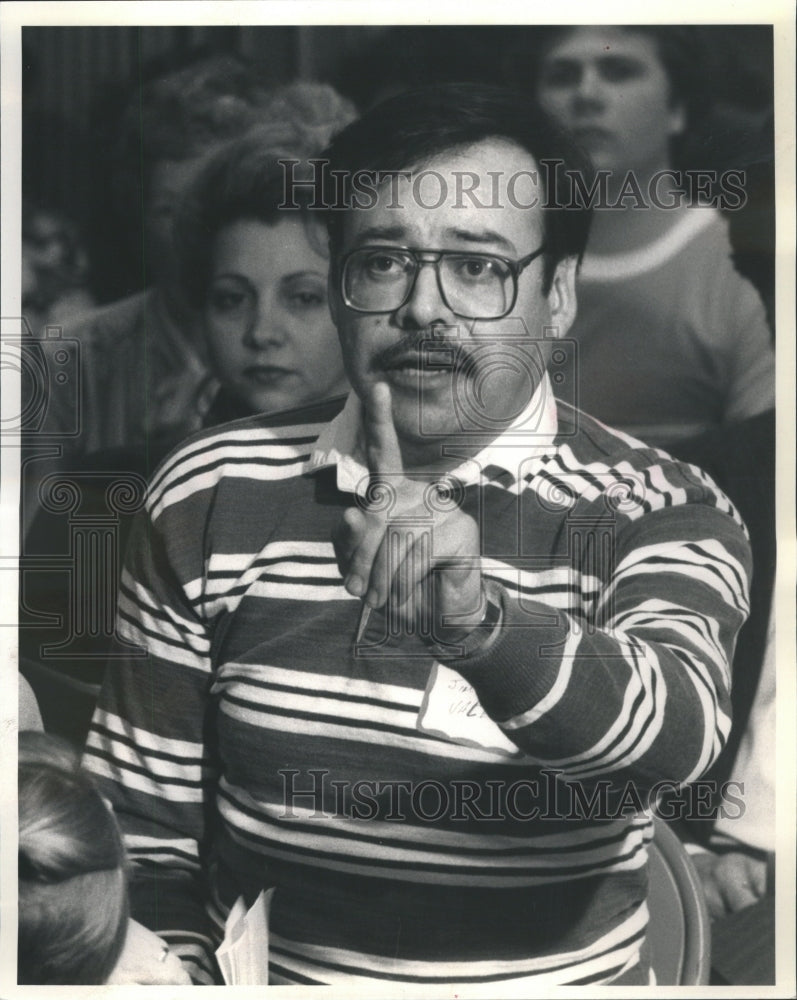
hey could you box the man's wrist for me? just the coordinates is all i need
[426,580,503,659]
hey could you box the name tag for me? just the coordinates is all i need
[417,662,521,757]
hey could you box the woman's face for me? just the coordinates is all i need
[535,27,685,175]
[204,217,349,415]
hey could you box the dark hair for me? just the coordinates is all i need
[175,83,357,306]
[18,732,129,985]
[322,83,593,291]
[631,26,709,121]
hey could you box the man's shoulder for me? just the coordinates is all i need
[156,393,346,468]
[144,395,347,517]
[551,400,740,521]
[554,399,658,462]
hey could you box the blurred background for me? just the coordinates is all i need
[22,24,774,308]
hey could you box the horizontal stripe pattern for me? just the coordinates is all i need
[268,902,649,985]
[217,783,651,885]
[148,422,325,521]
[84,398,749,984]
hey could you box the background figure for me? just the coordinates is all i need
[19,84,356,743]
[33,53,277,465]
[18,731,129,985]
[21,203,96,336]
[175,94,355,426]
[668,410,775,925]
[693,608,775,921]
[529,25,775,448]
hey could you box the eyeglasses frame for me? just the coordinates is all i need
[339,244,547,320]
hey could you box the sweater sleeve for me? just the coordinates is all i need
[446,496,751,797]
[82,504,220,985]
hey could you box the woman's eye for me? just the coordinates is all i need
[208,290,246,313]
[288,290,326,308]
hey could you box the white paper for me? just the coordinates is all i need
[417,662,521,756]
[215,888,274,986]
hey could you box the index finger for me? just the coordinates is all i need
[363,380,403,476]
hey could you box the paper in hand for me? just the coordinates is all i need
[418,662,522,756]
[215,888,274,985]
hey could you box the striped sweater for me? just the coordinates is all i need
[83,393,750,986]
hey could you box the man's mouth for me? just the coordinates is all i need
[382,353,449,376]
[378,343,475,382]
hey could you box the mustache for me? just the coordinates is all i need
[371,328,478,372]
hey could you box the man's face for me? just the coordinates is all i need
[535,27,685,176]
[330,138,576,466]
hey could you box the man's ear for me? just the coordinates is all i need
[327,259,341,326]
[546,256,577,339]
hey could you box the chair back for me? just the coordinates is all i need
[646,816,711,984]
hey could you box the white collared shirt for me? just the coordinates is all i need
[309,372,559,495]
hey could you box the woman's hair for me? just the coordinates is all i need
[18,731,129,985]
[175,82,357,306]
[112,52,275,205]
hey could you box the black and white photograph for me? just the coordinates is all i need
[1,1,794,994]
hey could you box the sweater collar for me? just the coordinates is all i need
[309,373,558,496]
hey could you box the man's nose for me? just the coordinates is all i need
[394,261,456,329]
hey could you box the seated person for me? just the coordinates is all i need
[21,66,353,530]
[83,84,751,986]
[18,95,355,737]
[18,730,129,984]
[174,117,353,426]
[693,608,775,919]
[21,202,96,336]
[29,56,275,462]
[530,25,775,447]
[668,410,776,922]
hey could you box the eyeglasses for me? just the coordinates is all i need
[339,244,547,320]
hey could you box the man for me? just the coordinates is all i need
[83,85,751,986]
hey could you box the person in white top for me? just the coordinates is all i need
[533,26,775,447]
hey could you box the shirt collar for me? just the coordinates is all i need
[309,372,558,495]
